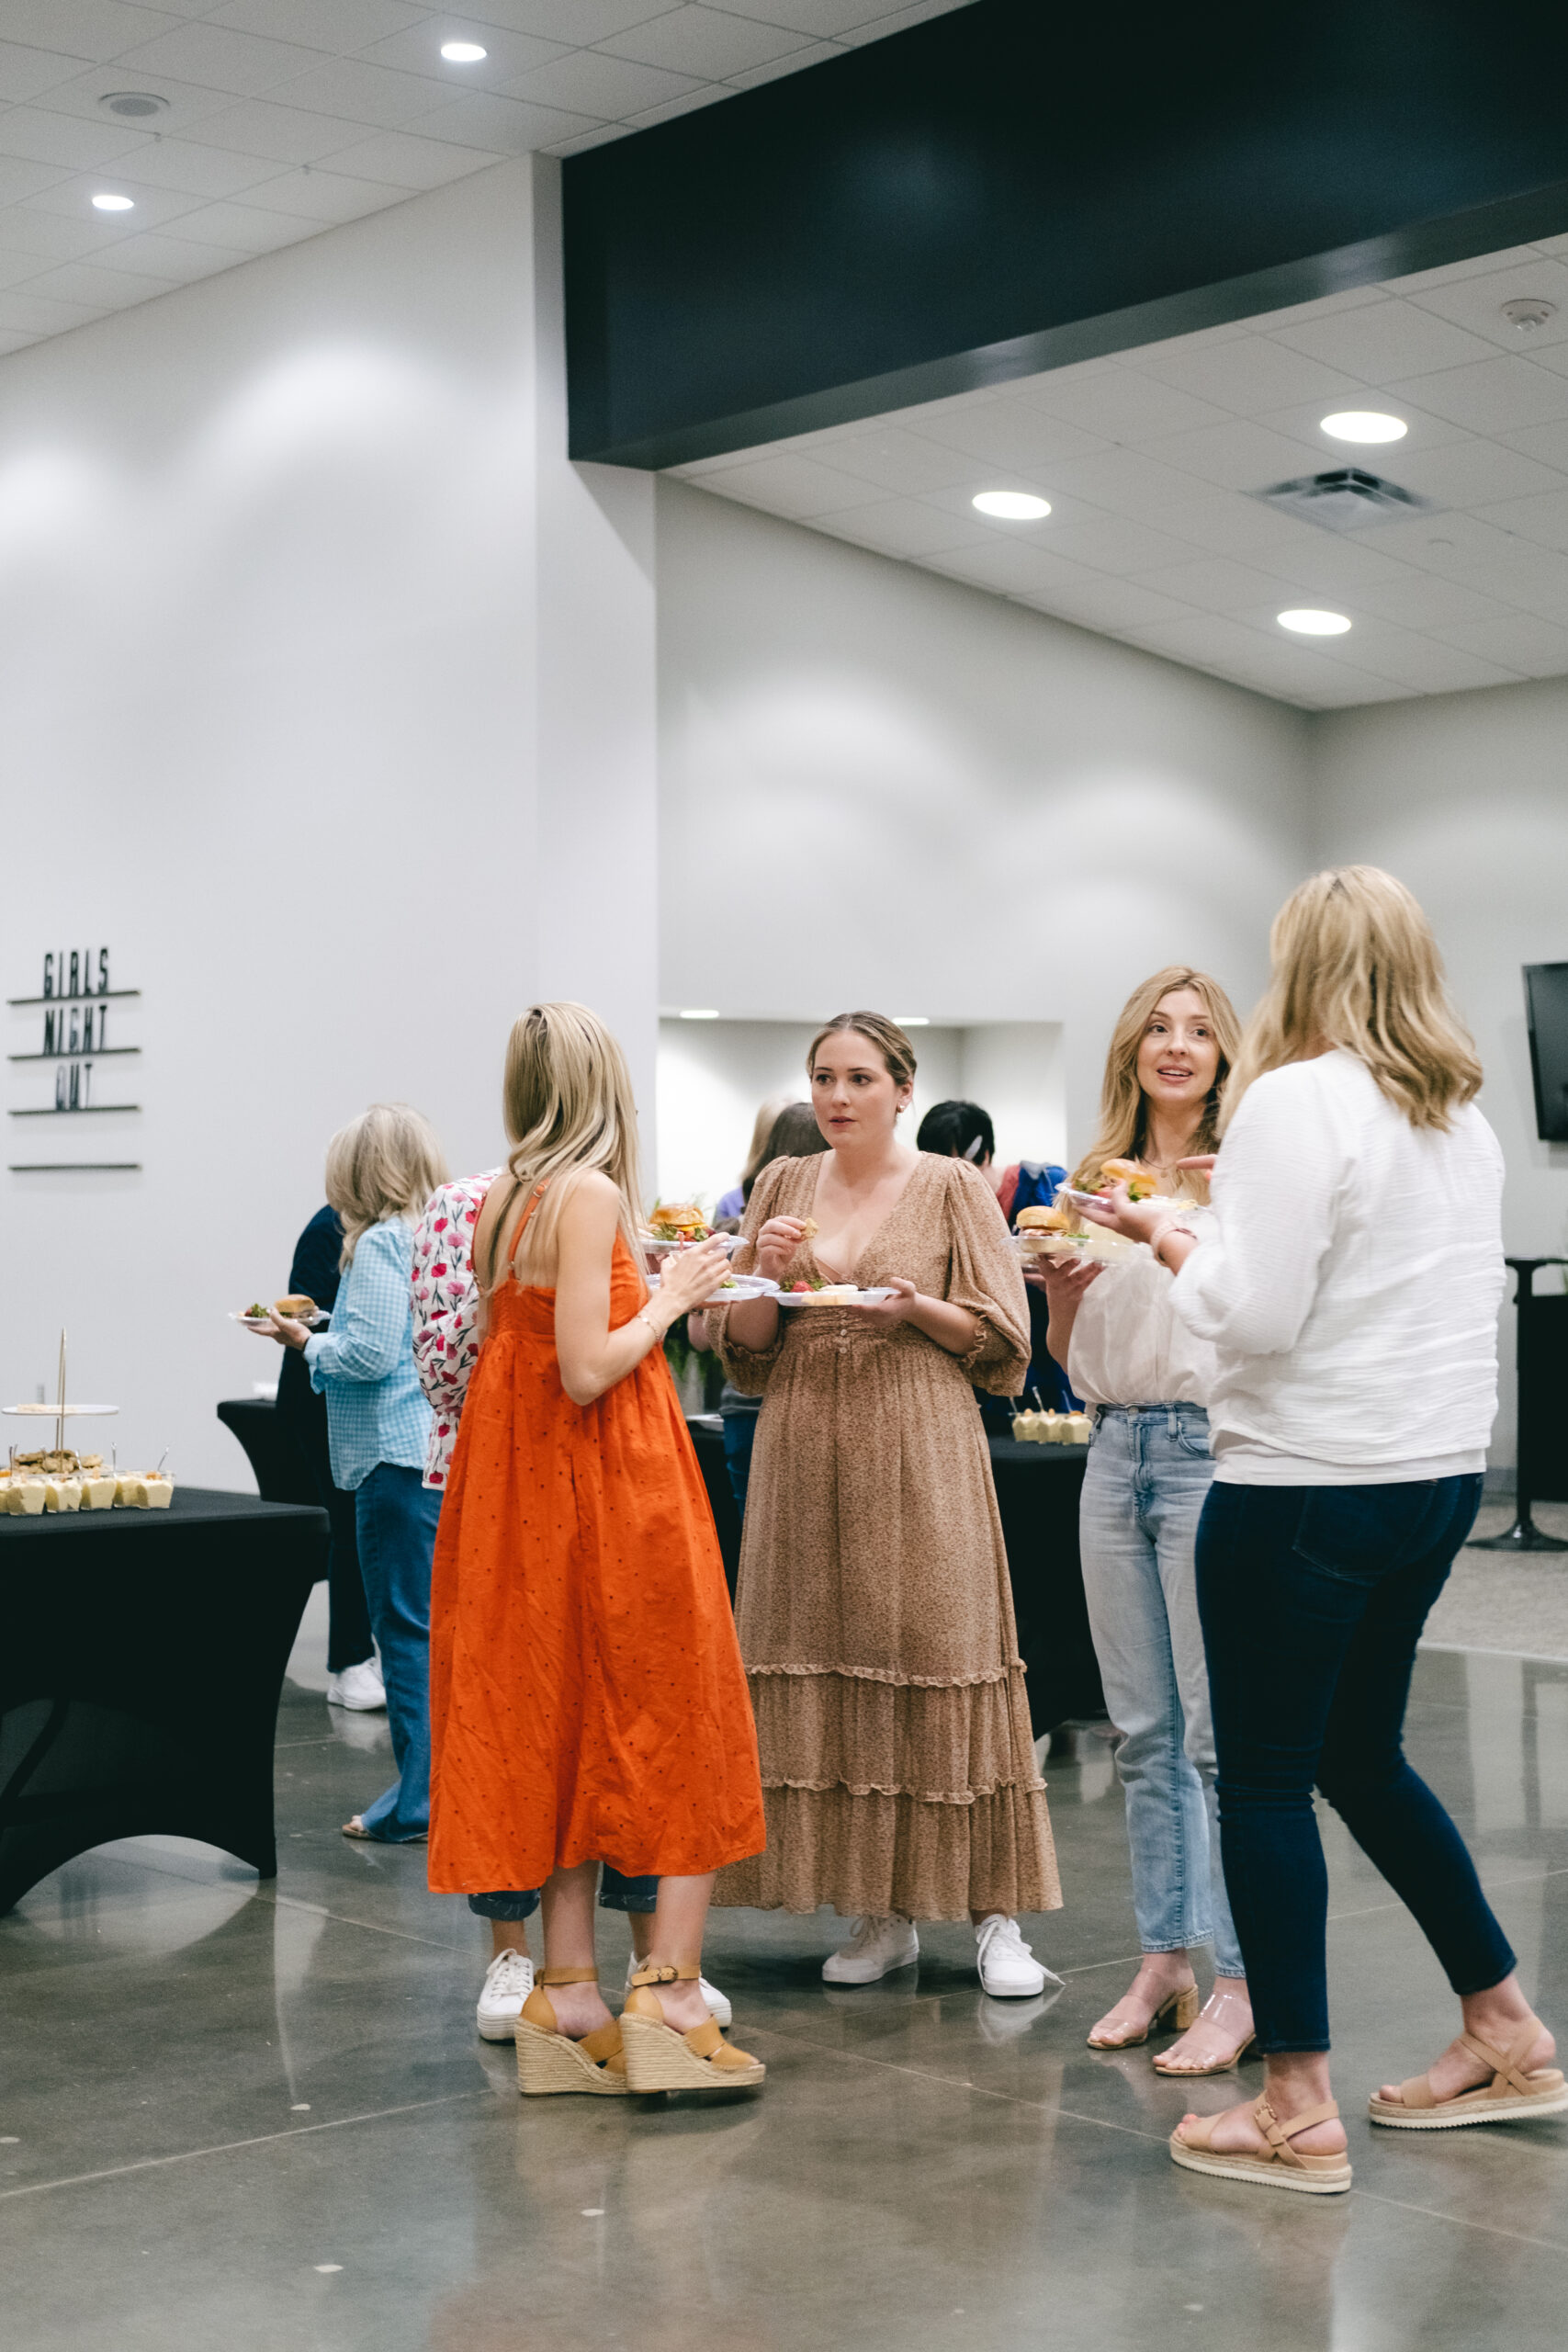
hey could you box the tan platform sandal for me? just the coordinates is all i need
[619,1963,766,2093]
[1169,2097,1352,2195]
[513,1968,628,2097]
[1088,1981,1199,2050]
[1369,2016,1568,2130]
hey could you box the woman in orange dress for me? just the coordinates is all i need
[428,1001,767,2097]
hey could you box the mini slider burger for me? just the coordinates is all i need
[274,1295,317,1323]
[1014,1204,1075,1254]
[647,1202,712,1246]
[1098,1159,1159,1201]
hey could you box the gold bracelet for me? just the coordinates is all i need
[636,1311,664,1344]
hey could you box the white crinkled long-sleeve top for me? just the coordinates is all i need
[1168,1049,1506,1485]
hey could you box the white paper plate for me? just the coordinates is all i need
[648,1273,778,1306]
[775,1286,897,1307]
[231,1309,329,1329]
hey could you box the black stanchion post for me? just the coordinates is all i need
[1472,1256,1568,1553]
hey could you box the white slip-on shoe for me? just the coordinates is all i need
[326,1659,386,1712]
[624,1957,731,2027]
[822,1916,919,1984]
[976,1915,1060,1998]
[477,1949,536,2041]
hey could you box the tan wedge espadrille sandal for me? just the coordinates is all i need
[513,1967,628,2097]
[1368,2016,1568,2130]
[619,1963,765,2093]
[1169,2096,1352,2195]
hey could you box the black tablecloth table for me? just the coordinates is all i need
[686,1419,1104,1738]
[0,1487,327,1913]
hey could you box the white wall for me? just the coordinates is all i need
[0,158,657,1487]
[1314,678,1568,1467]
[657,477,1314,1157]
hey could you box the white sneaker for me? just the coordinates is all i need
[477,1949,536,2041]
[326,1659,386,1712]
[624,1958,732,2028]
[822,1916,919,1984]
[976,1914,1059,1998]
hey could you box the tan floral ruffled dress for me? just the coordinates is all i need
[708,1153,1060,1922]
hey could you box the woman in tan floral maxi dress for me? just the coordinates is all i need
[708,1012,1060,1994]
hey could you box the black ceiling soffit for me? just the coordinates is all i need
[563,0,1568,470]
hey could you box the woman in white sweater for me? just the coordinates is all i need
[1087,867,1562,2195]
[1036,968,1254,2075]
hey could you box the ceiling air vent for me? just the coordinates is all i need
[1255,468,1429,533]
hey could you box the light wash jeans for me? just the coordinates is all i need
[1079,1404,1242,1978]
[354,1462,437,1843]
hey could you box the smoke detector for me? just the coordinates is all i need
[1501,298,1557,334]
[1255,467,1428,533]
[99,91,169,119]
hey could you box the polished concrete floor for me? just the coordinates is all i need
[4,1643,1568,2350]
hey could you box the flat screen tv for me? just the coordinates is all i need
[1524,963,1568,1143]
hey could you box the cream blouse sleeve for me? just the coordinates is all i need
[942,1158,1032,1396]
[706,1158,793,1395]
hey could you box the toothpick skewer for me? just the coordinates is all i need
[55,1329,66,1462]
[154,1447,170,1476]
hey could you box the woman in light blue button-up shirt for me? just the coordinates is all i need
[269,1102,449,1844]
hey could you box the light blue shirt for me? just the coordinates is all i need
[304,1217,432,1493]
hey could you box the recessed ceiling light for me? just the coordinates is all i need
[972,491,1051,521]
[678,1007,719,1020]
[440,40,487,62]
[1320,411,1407,445]
[1278,608,1352,636]
[98,91,168,119]
[90,193,135,212]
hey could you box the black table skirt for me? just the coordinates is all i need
[686,1420,1105,1737]
[0,1487,327,1913]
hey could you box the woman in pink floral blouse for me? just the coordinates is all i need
[410,1168,733,2046]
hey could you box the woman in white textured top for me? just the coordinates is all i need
[1087,867,1562,2196]
[1035,967,1254,2075]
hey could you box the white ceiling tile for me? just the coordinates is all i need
[620,85,725,125]
[1037,447,1221,515]
[544,121,627,153]
[0,4,184,64]
[112,22,330,96]
[503,49,701,115]
[1270,297,1499,381]
[24,254,176,307]
[411,89,600,149]
[1230,284,1391,332]
[362,21,572,86]
[727,40,847,87]
[1149,495,1326,561]
[1244,530,1422,596]
[83,226,246,277]
[242,164,413,220]
[1331,622,1524,693]
[170,195,329,249]
[0,285,103,332]
[1131,554,1298,612]
[1368,510,1568,613]
[19,171,204,229]
[0,246,53,286]
[1020,576,1194,634]
[1381,244,1544,295]
[210,1,429,51]
[1472,488,1568,553]
[1400,258,1568,352]
[191,97,386,163]
[1536,230,1568,258]
[835,0,976,35]
[1385,355,1568,435]
[39,65,242,136]
[1126,607,1350,674]
[0,154,77,204]
[318,129,501,187]
[716,0,921,28]
[1134,333,1363,415]
[1496,417,1568,471]
[1251,391,1468,458]
[1433,612,1568,676]
[459,2,681,38]
[1335,572,1512,631]
[807,426,984,495]
[1142,417,1328,492]
[1036,514,1205,574]
[920,539,1095,596]
[272,57,450,127]
[0,107,148,168]
[0,40,89,103]
[906,401,1109,470]
[812,498,982,557]
[0,207,104,255]
[87,136,285,197]
[601,6,812,76]
[1389,437,1568,507]
[698,452,886,516]
[1021,367,1230,440]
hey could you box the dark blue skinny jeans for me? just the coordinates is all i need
[468,1871,658,1922]
[1195,1474,1514,2055]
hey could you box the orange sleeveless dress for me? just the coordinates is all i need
[426,1194,764,1897]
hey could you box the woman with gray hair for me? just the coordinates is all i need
[259,1101,448,1843]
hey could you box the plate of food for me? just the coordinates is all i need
[774,1283,897,1307]
[231,1295,328,1329]
[1013,1207,1137,1262]
[649,1272,779,1307]
[639,1202,739,1255]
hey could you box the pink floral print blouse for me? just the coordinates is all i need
[410,1170,500,1487]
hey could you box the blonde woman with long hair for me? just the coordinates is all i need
[1032,968,1254,2074]
[1086,871,1562,2195]
[426,1004,767,2097]
[262,1102,448,1843]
